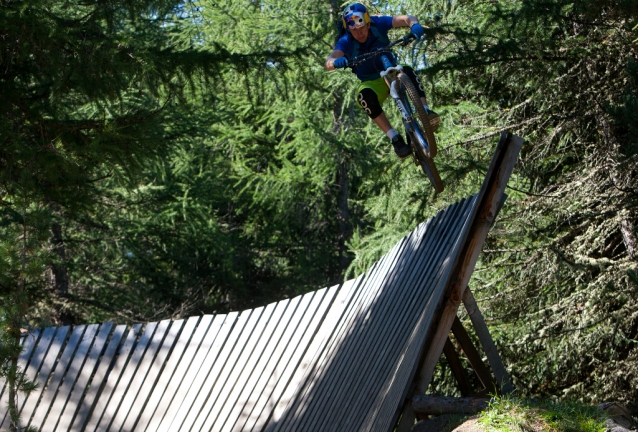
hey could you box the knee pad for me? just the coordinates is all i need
[357,88,384,119]
[402,66,426,98]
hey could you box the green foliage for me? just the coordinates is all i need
[479,396,607,432]
[54,0,344,319]
[408,0,638,409]
[0,0,636,418]
[343,0,638,411]
[0,200,49,429]
[0,0,302,427]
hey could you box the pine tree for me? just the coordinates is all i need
[407,0,638,405]
[0,0,294,427]
[341,0,637,406]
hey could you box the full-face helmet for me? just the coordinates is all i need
[341,3,370,31]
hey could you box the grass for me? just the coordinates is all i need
[477,396,608,432]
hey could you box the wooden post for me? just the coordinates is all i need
[416,133,522,395]
[442,337,473,398]
[412,395,489,415]
[463,287,513,394]
[396,133,523,432]
[450,316,497,394]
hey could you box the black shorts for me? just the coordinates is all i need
[356,65,425,119]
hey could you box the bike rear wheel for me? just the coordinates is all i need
[397,72,437,158]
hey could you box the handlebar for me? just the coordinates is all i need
[345,34,417,69]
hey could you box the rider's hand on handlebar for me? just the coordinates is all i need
[410,23,425,39]
[333,57,349,69]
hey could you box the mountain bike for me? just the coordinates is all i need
[346,34,444,193]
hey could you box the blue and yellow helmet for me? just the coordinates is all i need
[341,3,370,31]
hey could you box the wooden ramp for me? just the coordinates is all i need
[0,133,523,432]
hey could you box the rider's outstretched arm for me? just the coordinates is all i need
[391,15,420,29]
[325,50,346,71]
[392,15,426,39]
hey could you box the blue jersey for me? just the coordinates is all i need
[334,16,396,82]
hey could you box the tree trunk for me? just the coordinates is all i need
[51,221,69,295]
[412,395,489,416]
[331,85,352,274]
[9,210,29,431]
[620,215,635,258]
[329,0,352,275]
[597,113,636,258]
[48,201,75,324]
[337,159,351,273]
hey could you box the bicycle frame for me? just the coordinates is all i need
[347,36,414,118]
[379,57,406,116]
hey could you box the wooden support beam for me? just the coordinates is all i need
[451,316,497,394]
[463,287,513,394]
[412,395,489,416]
[396,133,523,432]
[414,133,522,397]
[442,337,473,398]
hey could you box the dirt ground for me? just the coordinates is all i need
[450,416,484,431]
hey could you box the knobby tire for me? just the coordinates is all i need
[397,72,437,158]
[419,155,444,194]
[397,73,444,193]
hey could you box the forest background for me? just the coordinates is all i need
[1,0,637,423]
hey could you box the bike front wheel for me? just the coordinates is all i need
[408,123,444,192]
[397,72,437,158]
[419,153,444,193]
[397,73,444,192]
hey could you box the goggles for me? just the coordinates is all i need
[345,12,367,28]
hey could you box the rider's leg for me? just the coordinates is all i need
[371,111,392,133]
[357,82,410,158]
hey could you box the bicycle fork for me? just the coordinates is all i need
[386,77,432,158]
[380,54,432,158]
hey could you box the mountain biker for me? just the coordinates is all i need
[325,3,439,159]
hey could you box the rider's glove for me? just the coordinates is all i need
[410,23,425,39]
[333,57,348,69]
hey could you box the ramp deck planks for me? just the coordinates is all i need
[1,131,521,431]
[0,196,480,432]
